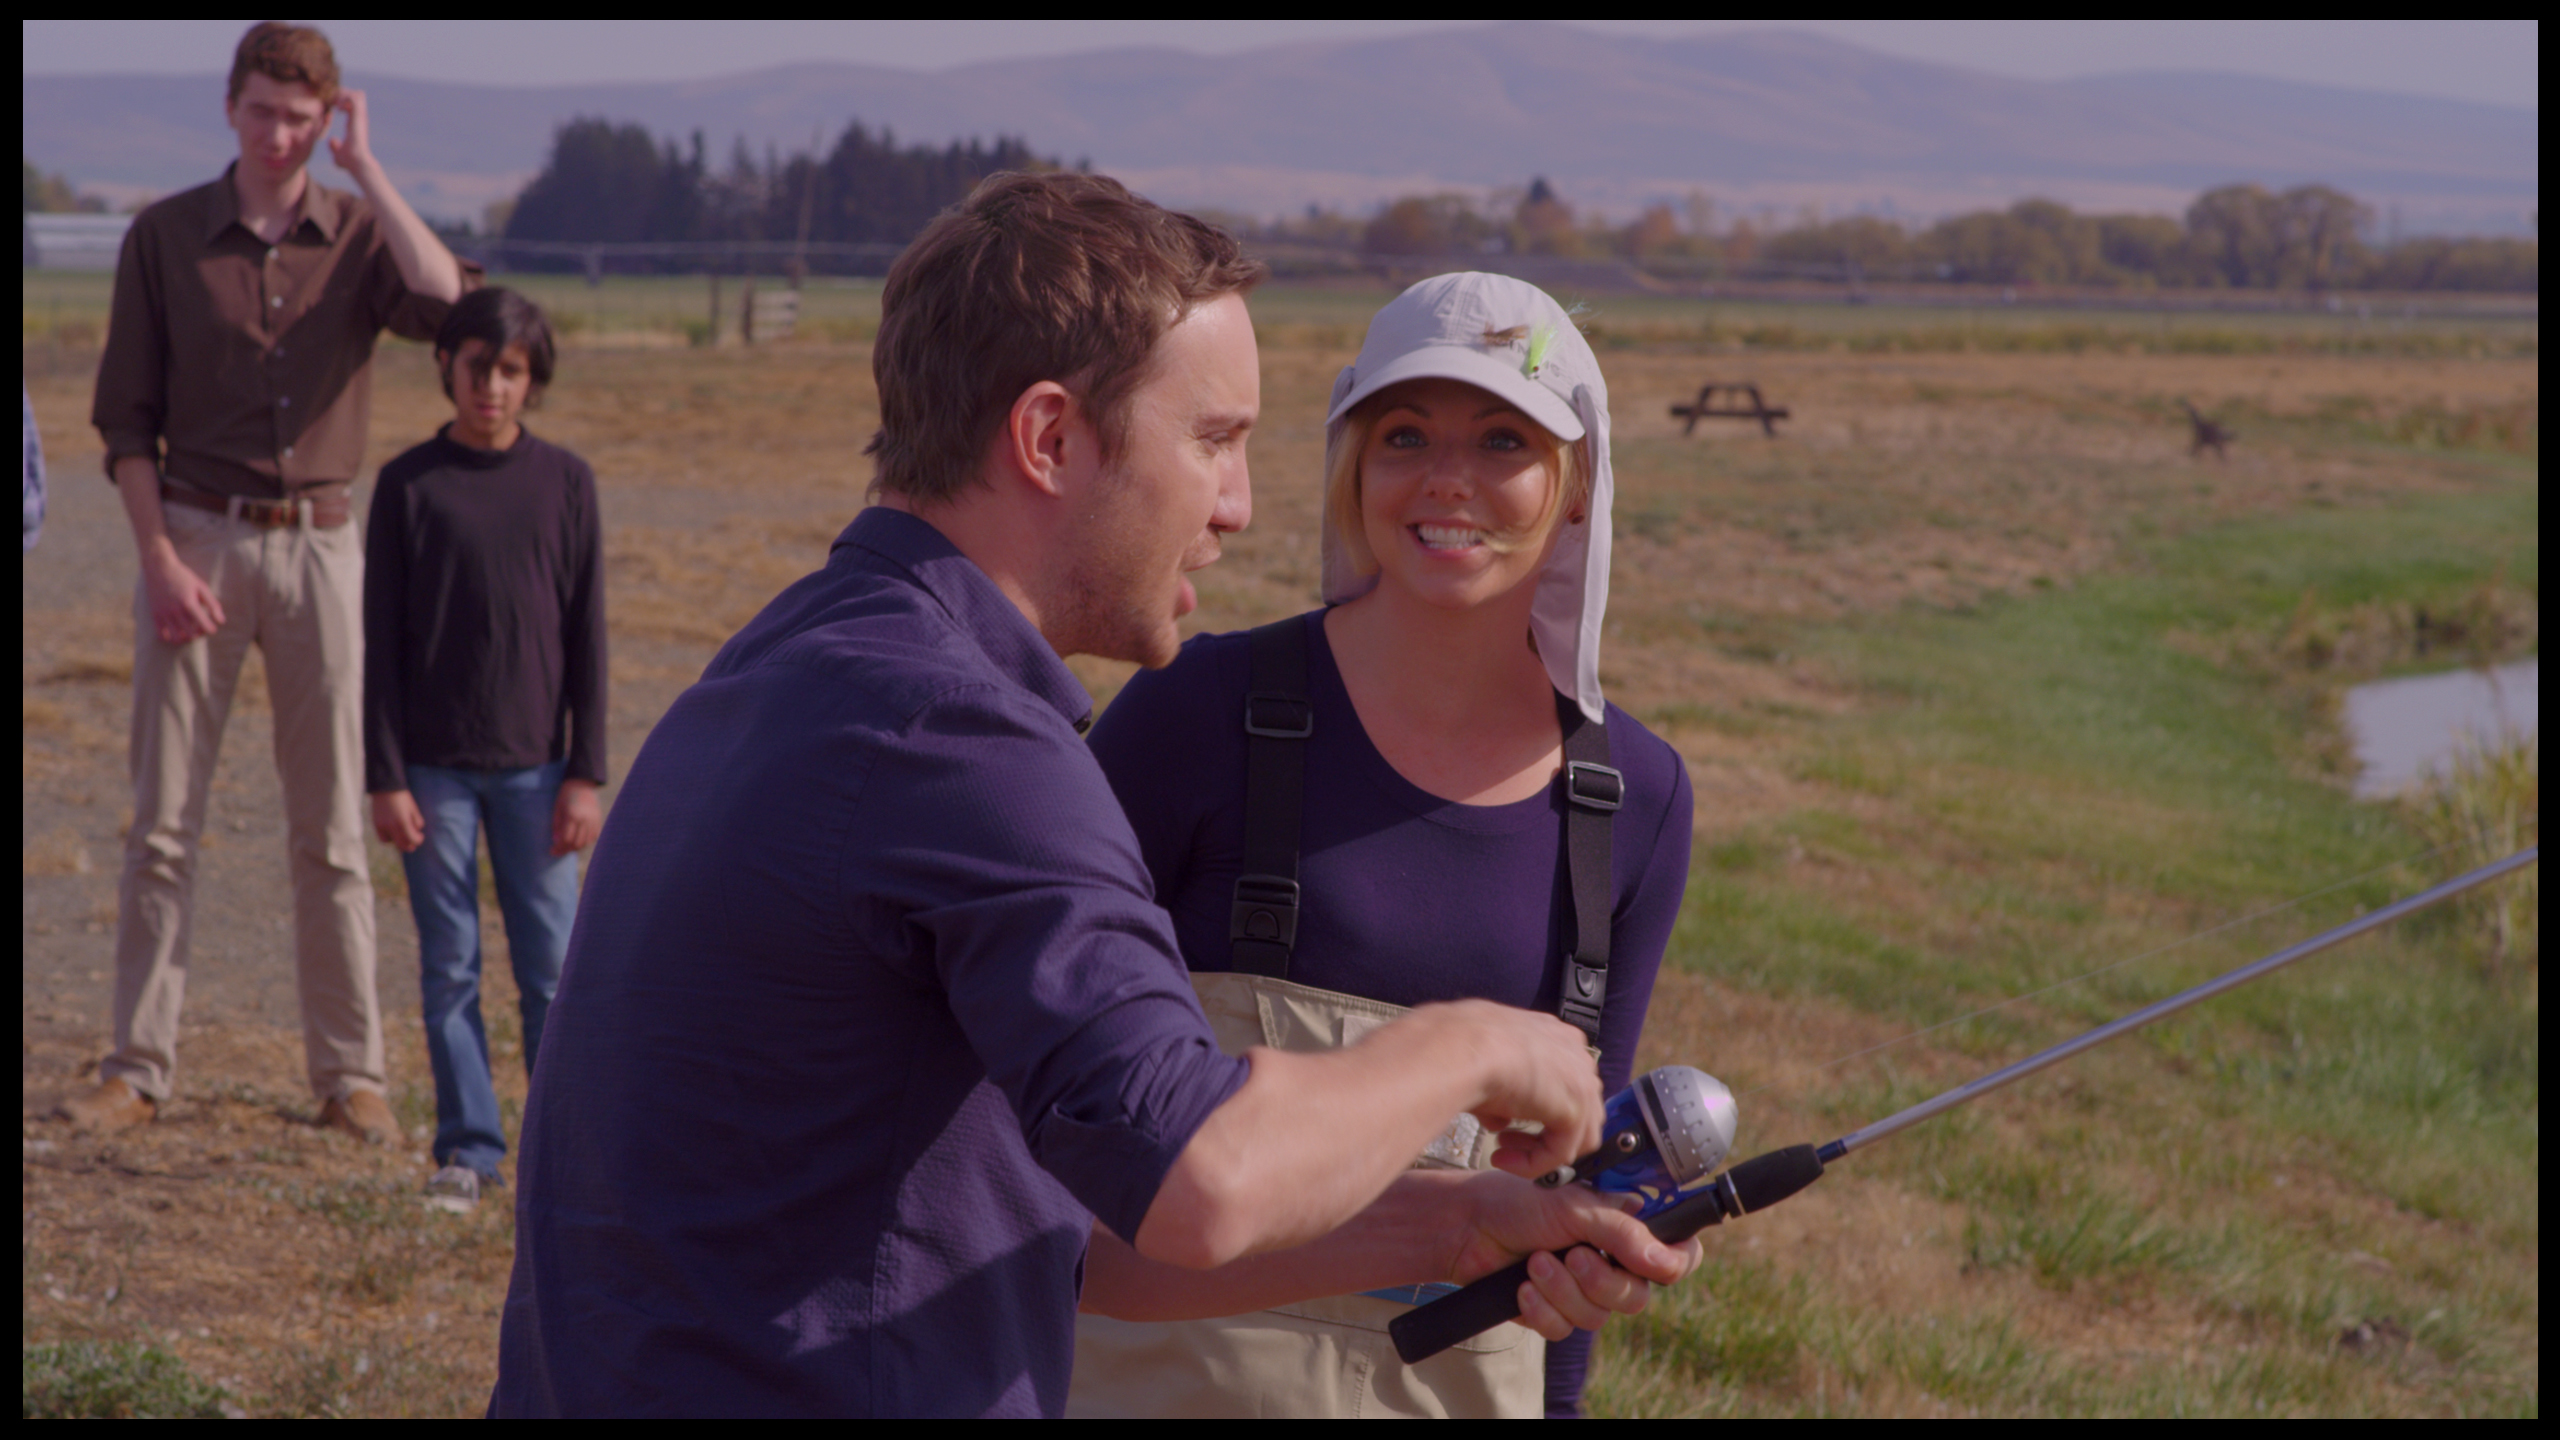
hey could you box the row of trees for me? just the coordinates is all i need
[1297,179,2535,292]
[22,159,108,214]
[498,118,1057,262]
[75,107,2503,294]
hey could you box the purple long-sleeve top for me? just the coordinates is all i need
[1087,609,1694,1417]
[493,508,1248,1416]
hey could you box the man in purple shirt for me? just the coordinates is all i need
[493,174,1698,1416]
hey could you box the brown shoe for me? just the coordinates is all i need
[54,1077,157,1132]
[318,1089,397,1147]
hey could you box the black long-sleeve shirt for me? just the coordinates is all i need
[364,425,606,793]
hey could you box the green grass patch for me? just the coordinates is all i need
[1961,1190,2200,1290]
[1634,471,2536,1415]
[22,1340,234,1419]
[1874,1313,2043,1409]
[1595,1254,1814,1414]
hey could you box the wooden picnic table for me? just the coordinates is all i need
[1670,383,1789,437]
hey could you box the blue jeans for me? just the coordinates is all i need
[401,761,578,1177]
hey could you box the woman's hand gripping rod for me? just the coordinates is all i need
[1392,844,2538,1365]
[1388,1065,1744,1364]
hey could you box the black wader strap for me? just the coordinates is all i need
[1232,619,1312,978]
[1557,693,1620,1045]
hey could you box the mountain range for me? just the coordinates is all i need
[21,24,2538,235]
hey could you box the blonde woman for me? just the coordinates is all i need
[1074,273,1694,1418]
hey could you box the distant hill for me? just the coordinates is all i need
[21,23,2538,235]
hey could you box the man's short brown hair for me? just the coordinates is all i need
[229,21,340,106]
[865,171,1267,504]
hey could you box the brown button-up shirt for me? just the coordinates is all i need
[92,163,479,499]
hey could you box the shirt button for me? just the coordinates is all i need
[267,247,279,261]
[272,347,286,360]
[277,396,290,409]
[282,446,295,459]
[270,296,284,308]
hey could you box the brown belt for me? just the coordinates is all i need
[160,482,351,530]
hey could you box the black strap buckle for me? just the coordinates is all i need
[1244,693,1314,739]
[1565,761,1624,812]
[1558,956,1608,1039]
[1230,874,1302,947]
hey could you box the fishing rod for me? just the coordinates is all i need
[1391,843,2538,1364]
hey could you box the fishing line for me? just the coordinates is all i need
[1728,833,2522,1103]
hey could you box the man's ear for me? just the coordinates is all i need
[999,380,1080,500]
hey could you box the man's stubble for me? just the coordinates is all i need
[1052,464,1205,671]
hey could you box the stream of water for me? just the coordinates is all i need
[2344,658,2538,799]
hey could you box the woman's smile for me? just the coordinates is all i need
[1412,522,1488,552]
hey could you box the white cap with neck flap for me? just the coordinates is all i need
[1320,271,1616,724]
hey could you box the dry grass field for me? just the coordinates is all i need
[22,276,2538,1416]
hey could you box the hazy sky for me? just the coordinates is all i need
[18,20,2541,111]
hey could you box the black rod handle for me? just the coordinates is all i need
[1387,1183,1734,1366]
[1386,1255,1537,1364]
[1388,1145,1826,1365]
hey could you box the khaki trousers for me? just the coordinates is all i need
[1067,972,1546,1419]
[105,498,383,1104]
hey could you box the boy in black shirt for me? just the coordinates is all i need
[364,288,605,1210]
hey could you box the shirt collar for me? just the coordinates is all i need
[436,422,530,468]
[836,507,1096,733]
[205,161,344,246]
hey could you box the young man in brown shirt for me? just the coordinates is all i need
[59,21,475,1140]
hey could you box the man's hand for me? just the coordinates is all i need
[326,90,379,181]
[1442,1169,1704,1342]
[552,778,602,855]
[141,543,226,645]
[371,790,426,853]
[114,457,224,645]
[1138,1000,1603,1271]
[325,89,464,303]
[1419,999,1606,1182]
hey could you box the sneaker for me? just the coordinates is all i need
[317,1089,396,1146]
[423,1164,481,1214]
[53,1077,157,1133]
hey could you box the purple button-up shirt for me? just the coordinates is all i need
[494,507,1247,1416]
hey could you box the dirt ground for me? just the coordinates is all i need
[20,318,2537,1414]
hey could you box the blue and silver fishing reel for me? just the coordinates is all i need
[1538,1065,1738,1221]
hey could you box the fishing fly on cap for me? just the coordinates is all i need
[1473,322,1561,378]
[1523,325,1557,378]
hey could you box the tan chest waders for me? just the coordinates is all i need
[1066,617,1625,1419]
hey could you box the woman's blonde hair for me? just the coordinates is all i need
[1325,387,1589,579]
